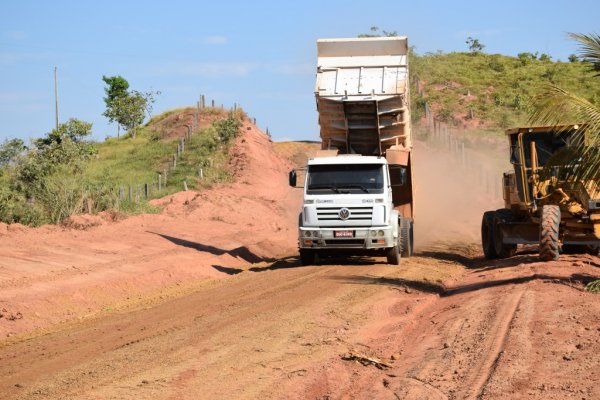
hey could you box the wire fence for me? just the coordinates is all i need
[84,95,260,211]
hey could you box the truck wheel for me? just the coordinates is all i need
[299,249,316,266]
[482,211,498,259]
[493,209,517,258]
[386,237,401,266]
[539,205,561,261]
[400,219,414,257]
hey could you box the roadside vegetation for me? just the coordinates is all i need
[410,49,599,129]
[0,74,243,226]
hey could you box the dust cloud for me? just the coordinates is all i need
[412,131,509,249]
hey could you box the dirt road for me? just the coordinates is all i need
[1,125,599,399]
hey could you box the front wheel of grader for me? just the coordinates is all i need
[539,205,561,261]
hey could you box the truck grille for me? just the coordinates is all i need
[316,206,373,222]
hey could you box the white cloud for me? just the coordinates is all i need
[146,61,311,79]
[4,31,29,41]
[147,62,258,78]
[203,35,227,45]
[0,91,44,103]
[0,53,18,65]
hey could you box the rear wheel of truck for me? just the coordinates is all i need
[400,219,414,257]
[482,211,498,259]
[493,209,517,258]
[386,237,401,266]
[299,249,316,266]
[539,205,560,261]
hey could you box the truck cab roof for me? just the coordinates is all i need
[307,155,386,166]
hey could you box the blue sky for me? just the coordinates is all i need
[1,0,598,143]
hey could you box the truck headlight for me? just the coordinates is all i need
[378,230,384,237]
[305,231,312,237]
[371,230,377,237]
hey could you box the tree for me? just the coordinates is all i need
[102,75,129,107]
[466,37,485,54]
[102,76,129,137]
[0,138,27,167]
[11,118,95,206]
[101,74,159,139]
[529,32,600,182]
[103,90,157,138]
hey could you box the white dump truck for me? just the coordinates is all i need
[289,36,415,265]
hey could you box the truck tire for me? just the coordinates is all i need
[539,205,561,261]
[493,209,517,258]
[299,249,316,266]
[482,211,498,259]
[386,237,401,266]
[400,218,414,257]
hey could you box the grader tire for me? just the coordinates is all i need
[493,209,517,259]
[539,205,561,261]
[481,211,498,259]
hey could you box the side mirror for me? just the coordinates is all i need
[510,145,520,164]
[398,167,407,186]
[389,166,407,186]
[289,170,297,187]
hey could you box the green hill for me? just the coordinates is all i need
[410,51,600,130]
[0,107,244,225]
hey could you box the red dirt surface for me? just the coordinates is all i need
[0,121,599,400]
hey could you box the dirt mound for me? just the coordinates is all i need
[147,107,232,140]
[61,214,105,230]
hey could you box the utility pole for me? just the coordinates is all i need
[54,66,59,130]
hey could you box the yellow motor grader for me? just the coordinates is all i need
[482,125,600,261]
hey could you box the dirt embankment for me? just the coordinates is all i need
[0,120,300,340]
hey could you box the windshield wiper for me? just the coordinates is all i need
[308,184,340,193]
[339,184,370,193]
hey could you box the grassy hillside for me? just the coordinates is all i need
[410,51,600,130]
[86,108,236,194]
[0,107,243,225]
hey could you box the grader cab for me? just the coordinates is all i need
[482,125,600,261]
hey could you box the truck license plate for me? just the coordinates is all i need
[334,230,354,238]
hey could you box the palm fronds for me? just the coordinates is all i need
[530,33,600,181]
[568,32,600,74]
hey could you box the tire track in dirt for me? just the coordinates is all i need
[464,288,526,399]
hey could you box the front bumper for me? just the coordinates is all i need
[299,226,396,250]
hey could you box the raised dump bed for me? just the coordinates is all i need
[315,37,411,156]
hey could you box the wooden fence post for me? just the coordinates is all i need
[158,174,162,191]
[163,169,168,186]
[144,183,149,198]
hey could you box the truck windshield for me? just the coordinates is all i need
[306,164,384,194]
